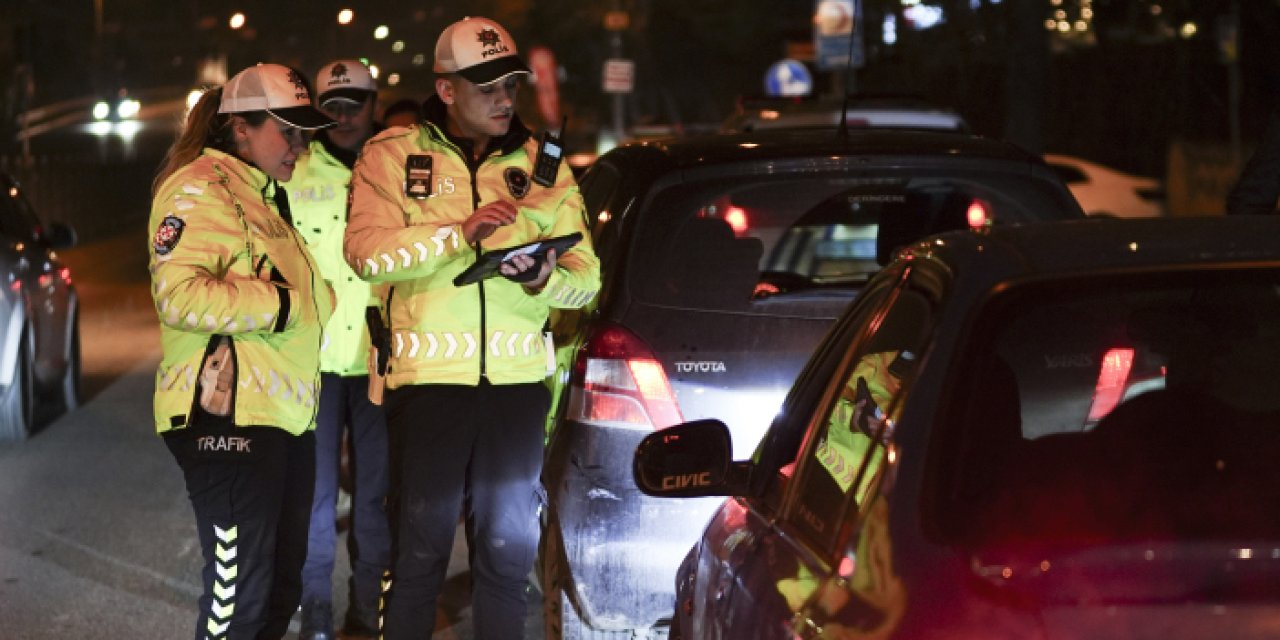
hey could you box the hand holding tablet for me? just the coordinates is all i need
[453,232,583,287]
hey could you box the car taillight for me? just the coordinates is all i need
[1086,347,1134,422]
[568,323,683,429]
[966,198,992,229]
[723,205,749,236]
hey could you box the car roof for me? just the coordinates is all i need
[910,216,1280,280]
[600,128,1043,171]
[723,94,970,133]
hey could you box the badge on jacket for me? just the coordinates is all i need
[153,215,185,255]
[505,167,530,199]
[404,154,433,199]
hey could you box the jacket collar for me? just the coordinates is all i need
[202,147,285,210]
[421,94,531,162]
[313,126,384,170]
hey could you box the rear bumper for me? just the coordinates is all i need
[544,418,722,630]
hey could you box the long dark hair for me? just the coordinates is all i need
[151,87,269,195]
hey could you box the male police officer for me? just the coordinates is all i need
[285,59,390,640]
[343,16,599,639]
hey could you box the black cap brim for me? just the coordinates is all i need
[319,88,376,107]
[268,106,336,130]
[456,56,531,86]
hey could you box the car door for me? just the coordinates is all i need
[724,269,938,639]
[3,183,69,384]
[690,268,939,639]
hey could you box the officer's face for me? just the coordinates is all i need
[235,115,309,181]
[438,74,522,146]
[320,95,376,153]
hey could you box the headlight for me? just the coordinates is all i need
[117,98,141,119]
[92,101,111,121]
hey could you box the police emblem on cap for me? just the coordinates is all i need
[504,167,530,199]
[153,215,185,255]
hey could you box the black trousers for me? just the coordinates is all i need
[301,373,391,629]
[165,410,316,640]
[380,380,549,640]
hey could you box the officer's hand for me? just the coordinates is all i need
[500,248,557,290]
[462,201,518,244]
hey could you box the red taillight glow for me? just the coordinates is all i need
[59,267,72,285]
[966,199,991,229]
[569,323,683,429]
[723,206,749,236]
[1087,347,1135,422]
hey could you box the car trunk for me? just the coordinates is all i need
[624,292,855,457]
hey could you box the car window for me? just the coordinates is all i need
[577,161,625,265]
[1048,162,1087,185]
[630,167,1076,313]
[940,268,1280,548]
[786,283,934,553]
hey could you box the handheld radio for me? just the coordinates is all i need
[532,117,567,188]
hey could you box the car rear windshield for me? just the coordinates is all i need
[630,165,1077,312]
[940,268,1280,547]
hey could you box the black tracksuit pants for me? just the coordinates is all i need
[380,380,549,640]
[165,410,316,640]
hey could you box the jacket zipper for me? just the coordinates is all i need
[432,125,490,381]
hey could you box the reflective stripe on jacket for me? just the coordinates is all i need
[149,148,334,435]
[344,117,600,387]
[285,140,375,376]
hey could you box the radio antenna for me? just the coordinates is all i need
[837,10,858,140]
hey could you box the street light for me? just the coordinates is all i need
[229,12,246,30]
[374,25,389,40]
[337,9,354,25]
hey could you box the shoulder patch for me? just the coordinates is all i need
[153,215,185,256]
[504,167,531,199]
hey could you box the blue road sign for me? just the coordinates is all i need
[765,59,814,97]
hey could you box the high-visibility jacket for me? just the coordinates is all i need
[149,148,334,435]
[284,138,376,376]
[344,105,600,388]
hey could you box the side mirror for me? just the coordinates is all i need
[633,419,743,498]
[44,222,77,250]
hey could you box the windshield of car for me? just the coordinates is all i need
[631,166,1078,312]
[941,268,1280,548]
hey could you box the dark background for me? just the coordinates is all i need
[1,0,1278,179]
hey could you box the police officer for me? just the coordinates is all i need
[285,59,391,640]
[148,63,335,639]
[343,16,600,639]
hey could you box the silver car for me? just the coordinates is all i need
[0,170,80,442]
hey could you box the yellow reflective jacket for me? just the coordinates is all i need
[149,148,334,435]
[344,107,600,387]
[284,137,376,376]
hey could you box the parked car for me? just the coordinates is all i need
[634,215,1280,639]
[0,170,80,442]
[540,128,1086,639]
[721,95,969,134]
[1044,153,1166,218]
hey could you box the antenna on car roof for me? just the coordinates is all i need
[837,16,858,140]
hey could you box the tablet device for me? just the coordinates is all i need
[452,232,583,287]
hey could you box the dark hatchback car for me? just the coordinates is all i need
[540,129,1085,638]
[0,170,80,442]
[635,216,1280,640]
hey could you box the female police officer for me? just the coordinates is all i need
[148,63,335,640]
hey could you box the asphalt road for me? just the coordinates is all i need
[0,232,544,638]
